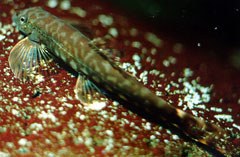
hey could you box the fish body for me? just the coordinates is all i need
[13,7,149,100]
[9,7,226,154]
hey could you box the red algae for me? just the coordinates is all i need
[0,0,239,156]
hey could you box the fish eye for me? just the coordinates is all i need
[20,16,27,23]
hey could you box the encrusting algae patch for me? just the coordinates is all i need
[0,0,239,156]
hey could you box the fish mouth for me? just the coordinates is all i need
[19,30,30,37]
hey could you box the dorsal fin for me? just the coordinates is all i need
[62,17,94,39]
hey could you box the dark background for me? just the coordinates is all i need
[106,0,240,49]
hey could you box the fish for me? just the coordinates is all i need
[9,7,227,155]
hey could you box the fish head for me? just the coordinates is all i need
[12,7,41,36]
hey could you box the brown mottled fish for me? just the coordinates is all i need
[9,7,227,155]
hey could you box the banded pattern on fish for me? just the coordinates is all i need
[9,7,226,155]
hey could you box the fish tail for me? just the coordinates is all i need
[150,96,226,153]
[128,84,226,154]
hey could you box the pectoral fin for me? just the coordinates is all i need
[74,74,107,110]
[8,37,58,82]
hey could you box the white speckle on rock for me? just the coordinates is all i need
[84,101,107,111]
[0,152,10,157]
[29,123,43,132]
[143,122,151,130]
[214,114,233,122]
[11,109,20,116]
[110,115,117,121]
[210,107,223,113]
[183,68,193,77]
[132,53,141,62]
[139,70,148,85]
[38,111,58,123]
[12,97,20,102]
[47,0,58,8]
[98,14,113,27]
[60,0,71,10]
[233,124,240,131]
[70,7,87,17]
[18,138,28,146]
[80,114,85,120]
[172,135,179,140]
[0,34,6,41]
[105,130,114,137]
[108,27,118,37]
[131,41,141,48]
[145,32,163,47]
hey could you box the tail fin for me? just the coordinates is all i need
[145,95,227,154]
[128,84,227,154]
